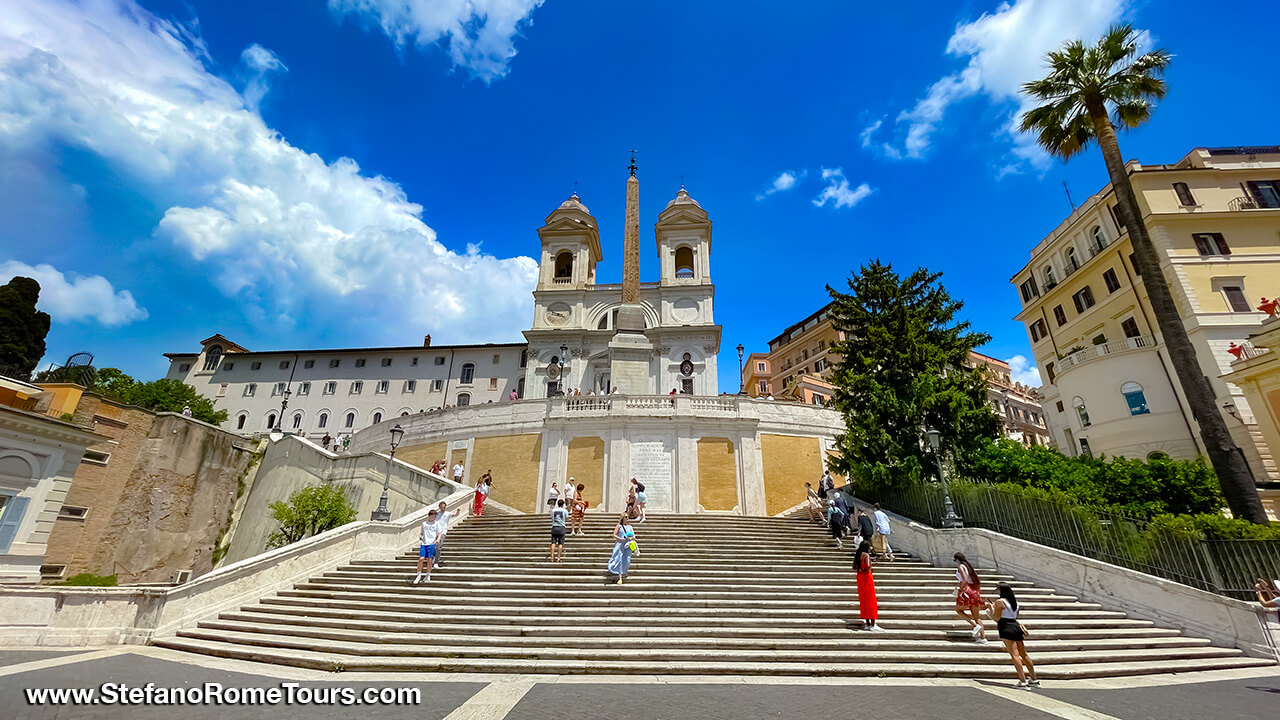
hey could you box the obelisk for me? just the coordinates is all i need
[608,151,654,394]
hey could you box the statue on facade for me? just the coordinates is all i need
[1228,342,1247,361]
[1258,297,1280,318]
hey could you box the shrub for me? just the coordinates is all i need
[265,483,357,549]
[60,573,117,586]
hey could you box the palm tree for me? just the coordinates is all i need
[1020,25,1267,523]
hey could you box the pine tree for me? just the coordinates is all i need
[826,261,1000,490]
[0,276,52,378]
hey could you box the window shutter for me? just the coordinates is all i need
[1213,233,1231,255]
[0,495,31,553]
[1073,293,1084,313]
[1245,181,1263,206]
[1173,182,1195,206]
[1107,204,1123,234]
[1193,234,1211,256]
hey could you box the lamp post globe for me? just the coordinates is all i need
[371,423,406,521]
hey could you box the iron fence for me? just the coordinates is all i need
[846,480,1280,601]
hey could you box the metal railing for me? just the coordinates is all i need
[1228,196,1259,212]
[850,480,1280,600]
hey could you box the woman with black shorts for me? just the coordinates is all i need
[992,582,1039,688]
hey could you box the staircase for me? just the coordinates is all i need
[154,514,1274,678]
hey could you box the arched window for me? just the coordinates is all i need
[460,363,475,384]
[266,413,276,429]
[674,246,695,278]
[1072,396,1090,428]
[1091,225,1107,250]
[598,314,609,330]
[1121,381,1149,416]
[554,251,573,280]
[1065,246,1079,270]
[236,414,247,430]
[203,345,223,371]
[519,349,527,368]
[401,411,409,417]
[1043,264,1056,286]
[291,413,302,429]
[457,393,471,407]
[344,412,355,428]
[318,413,328,428]
[372,411,382,424]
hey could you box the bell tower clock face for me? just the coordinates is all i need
[544,302,571,326]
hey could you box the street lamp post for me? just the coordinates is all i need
[925,427,963,528]
[275,387,292,433]
[558,344,569,396]
[370,424,405,522]
[736,344,745,394]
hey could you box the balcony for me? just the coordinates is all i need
[1057,335,1157,374]
[1229,342,1272,365]
[552,277,571,285]
[1228,196,1259,212]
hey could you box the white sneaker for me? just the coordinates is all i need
[971,624,983,637]
[975,637,989,645]
[422,574,431,582]
[868,624,887,633]
[1016,680,1030,689]
[1028,679,1041,688]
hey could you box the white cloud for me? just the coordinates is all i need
[0,0,538,343]
[812,168,873,209]
[755,170,805,200]
[1007,354,1041,387]
[868,0,1132,167]
[0,261,147,326]
[239,43,287,111]
[859,119,882,149]
[328,0,544,82]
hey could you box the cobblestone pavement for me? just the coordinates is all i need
[2,647,1277,720]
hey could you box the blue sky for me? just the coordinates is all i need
[2,0,1277,392]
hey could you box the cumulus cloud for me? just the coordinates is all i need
[865,0,1133,167]
[240,43,287,111]
[0,0,537,342]
[755,170,805,200]
[328,0,544,82]
[0,261,147,326]
[812,168,873,210]
[1007,354,1041,387]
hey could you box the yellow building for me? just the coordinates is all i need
[763,303,841,406]
[967,352,1052,447]
[1011,144,1280,490]
[742,352,772,397]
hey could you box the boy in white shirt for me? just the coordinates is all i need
[413,509,440,585]
[433,501,451,569]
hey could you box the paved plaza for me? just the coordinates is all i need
[2,646,1277,720]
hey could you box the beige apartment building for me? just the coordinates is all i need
[967,352,1052,447]
[1011,144,1280,489]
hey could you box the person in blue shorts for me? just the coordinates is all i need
[413,508,440,585]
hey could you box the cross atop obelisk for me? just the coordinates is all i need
[621,150,640,305]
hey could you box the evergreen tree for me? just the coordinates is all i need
[89,367,227,425]
[0,276,52,378]
[826,261,1000,490]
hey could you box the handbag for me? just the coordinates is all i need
[627,540,638,554]
[1017,621,1030,637]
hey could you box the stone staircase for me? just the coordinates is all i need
[153,514,1274,677]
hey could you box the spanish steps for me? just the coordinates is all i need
[154,513,1274,677]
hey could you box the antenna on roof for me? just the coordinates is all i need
[1063,181,1077,211]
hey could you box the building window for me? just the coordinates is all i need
[318,413,327,429]
[489,378,499,390]
[460,363,475,384]
[435,356,446,365]
[1092,333,1107,346]
[1090,225,1107,252]
[1053,305,1067,326]
[350,381,363,394]
[1246,180,1280,208]
[756,361,766,372]
[329,359,340,368]
[1121,317,1141,338]
[554,250,574,280]
[519,350,527,368]
[1073,396,1091,428]
[1079,438,1092,457]
[298,381,311,395]
[681,378,694,394]
[272,382,286,396]
[1173,182,1196,206]
[179,363,191,372]
[244,383,257,397]
[1045,362,1056,384]
[279,360,290,370]
[1019,277,1039,303]
[355,358,366,368]
[324,381,336,395]
[1072,286,1095,313]
[493,354,501,364]
[265,413,276,429]
[80,450,110,466]
[381,358,392,367]
[223,362,234,371]
[1193,233,1231,256]
[411,356,419,366]
[1222,284,1251,312]
[40,564,67,580]
[457,393,471,407]
[292,413,303,429]
[1121,381,1149,415]
[1029,319,1048,343]
[372,411,382,424]
[1043,265,1057,288]
[1103,268,1121,293]
[517,377,525,398]
[674,246,696,279]
[431,379,444,391]
[814,359,826,373]
[1055,400,1064,413]
[1065,246,1080,272]
[251,361,262,371]
[203,346,223,371]
[216,382,228,397]
[304,359,315,369]
[376,380,389,394]
[403,380,416,393]
[237,414,247,430]
[345,412,355,428]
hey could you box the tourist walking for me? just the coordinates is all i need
[832,491,854,533]
[855,540,885,631]
[632,478,647,522]
[954,552,988,643]
[817,471,834,500]
[992,582,1038,687]
[549,499,568,562]
[826,499,848,549]
[804,482,823,523]
[856,507,875,545]
[472,472,492,516]
[1255,577,1280,621]
[322,432,332,449]
[433,500,451,568]
[412,508,440,584]
[547,481,561,515]
[607,512,636,584]
[452,461,465,484]
[872,503,895,561]
[570,482,587,535]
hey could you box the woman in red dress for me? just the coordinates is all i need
[855,540,885,631]
[954,552,988,643]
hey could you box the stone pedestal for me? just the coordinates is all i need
[609,304,653,395]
